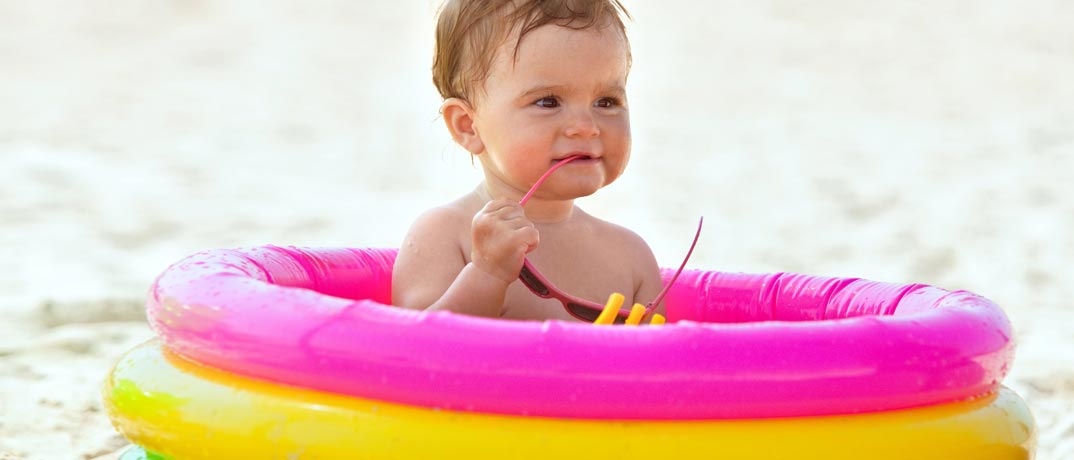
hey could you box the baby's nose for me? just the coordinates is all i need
[563,110,600,138]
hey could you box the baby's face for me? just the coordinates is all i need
[472,23,631,200]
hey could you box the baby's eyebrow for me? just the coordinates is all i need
[518,83,626,99]
[603,84,627,97]
[519,84,570,99]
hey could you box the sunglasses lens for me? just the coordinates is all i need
[566,302,601,322]
[519,266,550,296]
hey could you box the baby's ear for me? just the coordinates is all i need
[441,98,484,155]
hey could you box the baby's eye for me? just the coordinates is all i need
[595,97,621,108]
[535,96,559,108]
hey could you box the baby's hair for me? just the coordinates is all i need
[432,0,631,104]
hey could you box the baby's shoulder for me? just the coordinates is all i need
[410,204,470,235]
[412,203,471,228]
[581,214,654,259]
[405,197,479,243]
[577,214,661,295]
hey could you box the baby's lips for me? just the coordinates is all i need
[553,152,599,161]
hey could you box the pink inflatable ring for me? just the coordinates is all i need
[148,246,1013,420]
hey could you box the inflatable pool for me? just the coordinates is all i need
[103,246,1036,459]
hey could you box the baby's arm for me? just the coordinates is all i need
[392,200,538,318]
[626,231,667,318]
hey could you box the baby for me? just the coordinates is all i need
[392,0,664,322]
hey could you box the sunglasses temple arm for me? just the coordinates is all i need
[643,216,703,321]
[519,155,583,206]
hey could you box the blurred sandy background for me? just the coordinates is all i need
[1,1,1071,458]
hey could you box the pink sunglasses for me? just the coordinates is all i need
[515,155,702,323]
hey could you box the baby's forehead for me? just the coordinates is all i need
[489,24,627,70]
[484,24,629,85]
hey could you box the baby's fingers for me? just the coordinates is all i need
[481,199,523,216]
[514,224,540,254]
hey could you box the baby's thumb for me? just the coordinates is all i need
[522,228,539,254]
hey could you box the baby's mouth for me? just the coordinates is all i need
[552,153,599,163]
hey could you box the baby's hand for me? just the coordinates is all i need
[470,199,539,283]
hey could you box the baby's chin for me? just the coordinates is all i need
[554,176,606,199]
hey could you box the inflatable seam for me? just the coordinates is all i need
[268,245,322,292]
[764,273,785,321]
[821,277,860,321]
[229,250,275,284]
[889,284,931,315]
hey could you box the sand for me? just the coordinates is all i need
[1,1,1071,458]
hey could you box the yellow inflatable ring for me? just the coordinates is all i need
[104,341,1036,460]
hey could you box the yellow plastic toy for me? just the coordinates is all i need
[594,293,665,325]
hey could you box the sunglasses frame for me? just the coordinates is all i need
[517,218,703,323]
